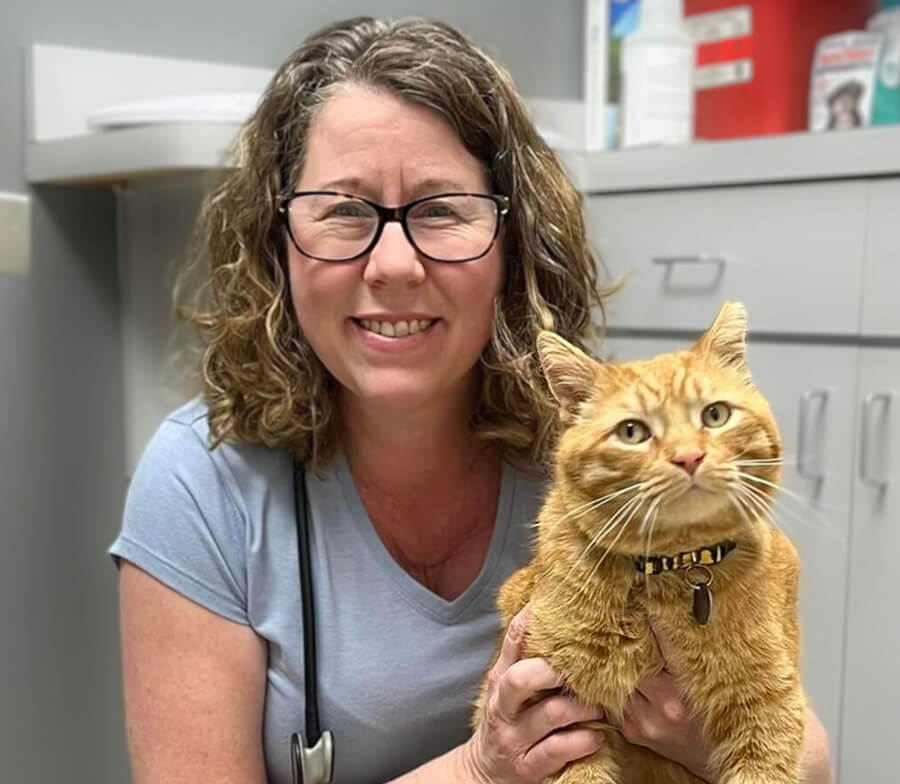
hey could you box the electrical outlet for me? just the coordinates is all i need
[0,193,31,276]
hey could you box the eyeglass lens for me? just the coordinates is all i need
[286,194,500,262]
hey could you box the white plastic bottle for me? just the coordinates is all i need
[622,0,695,147]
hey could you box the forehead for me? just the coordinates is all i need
[611,352,719,409]
[298,85,489,192]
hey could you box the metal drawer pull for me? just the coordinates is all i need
[651,254,729,266]
[797,389,829,481]
[860,392,894,488]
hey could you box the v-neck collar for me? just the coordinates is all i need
[334,451,516,624]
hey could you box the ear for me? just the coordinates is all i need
[694,301,751,381]
[536,331,599,418]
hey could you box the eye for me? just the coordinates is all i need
[615,419,651,444]
[702,402,732,428]
[413,200,463,221]
[326,202,373,219]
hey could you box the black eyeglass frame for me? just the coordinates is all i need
[278,190,511,263]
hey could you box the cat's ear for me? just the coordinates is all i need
[694,301,751,381]
[536,331,599,417]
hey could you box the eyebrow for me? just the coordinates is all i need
[314,177,479,201]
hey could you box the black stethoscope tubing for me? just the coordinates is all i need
[291,464,334,784]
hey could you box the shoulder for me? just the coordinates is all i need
[129,396,293,531]
[152,396,290,486]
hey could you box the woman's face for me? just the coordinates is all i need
[287,86,504,413]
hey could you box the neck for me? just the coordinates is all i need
[339,374,503,589]
[340,373,486,494]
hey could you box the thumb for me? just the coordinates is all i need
[649,616,681,676]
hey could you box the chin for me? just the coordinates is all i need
[659,485,731,525]
[350,375,455,411]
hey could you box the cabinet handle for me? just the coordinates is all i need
[860,392,893,487]
[651,254,729,266]
[797,389,829,481]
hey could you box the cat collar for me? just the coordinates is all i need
[633,540,737,626]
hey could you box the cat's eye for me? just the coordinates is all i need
[616,419,651,444]
[702,402,732,428]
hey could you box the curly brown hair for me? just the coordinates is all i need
[179,16,613,470]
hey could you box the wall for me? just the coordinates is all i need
[0,2,582,781]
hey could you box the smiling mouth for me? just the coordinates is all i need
[354,318,437,338]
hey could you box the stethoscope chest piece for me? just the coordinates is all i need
[291,730,334,784]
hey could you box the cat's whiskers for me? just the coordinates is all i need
[575,494,648,599]
[558,493,648,608]
[733,483,773,522]
[730,490,763,527]
[536,482,648,534]
[738,478,843,540]
[737,471,845,515]
[639,494,664,536]
[639,496,663,599]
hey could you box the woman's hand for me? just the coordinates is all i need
[621,656,714,781]
[462,605,606,784]
[623,623,835,784]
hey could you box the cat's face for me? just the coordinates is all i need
[538,302,782,542]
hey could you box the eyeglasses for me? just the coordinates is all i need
[278,191,510,263]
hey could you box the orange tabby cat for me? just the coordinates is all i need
[474,302,805,784]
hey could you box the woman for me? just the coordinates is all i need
[109,16,833,784]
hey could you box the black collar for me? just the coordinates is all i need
[634,540,737,576]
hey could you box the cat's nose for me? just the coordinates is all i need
[671,452,705,476]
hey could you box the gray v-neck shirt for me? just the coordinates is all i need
[108,398,546,783]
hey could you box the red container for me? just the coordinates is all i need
[684,0,875,139]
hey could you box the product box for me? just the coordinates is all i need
[684,0,874,139]
[809,32,884,131]
[868,7,900,125]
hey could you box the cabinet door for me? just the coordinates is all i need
[598,335,857,751]
[861,179,900,338]
[585,181,867,335]
[839,347,900,783]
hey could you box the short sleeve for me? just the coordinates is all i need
[108,416,250,625]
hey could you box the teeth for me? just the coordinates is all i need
[359,318,433,337]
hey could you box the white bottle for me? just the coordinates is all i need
[622,0,695,148]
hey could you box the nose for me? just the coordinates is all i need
[671,452,705,477]
[362,222,426,287]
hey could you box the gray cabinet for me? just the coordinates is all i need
[862,180,900,338]
[599,335,858,751]
[839,347,900,784]
[587,182,868,335]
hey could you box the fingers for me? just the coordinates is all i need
[623,675,694,749]
[518,694,605,745]
[473,604,608,782]
[622,691,664,747]
[634,669,677,703]
[521,725,605,779]
[490,606,563,720]
[492,605,531,678]
[494,656,563,721]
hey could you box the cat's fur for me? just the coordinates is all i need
[473,302,805,784]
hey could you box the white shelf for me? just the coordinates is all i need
[27,121,900,192]
[558,125,900,194]
[26,122,241,185]
[24,44,900,191]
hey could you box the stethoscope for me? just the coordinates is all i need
[290,463,335,784]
